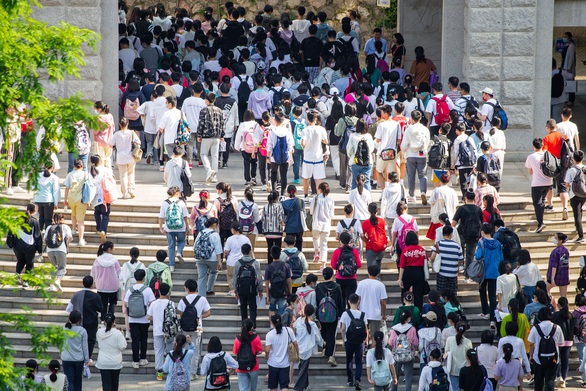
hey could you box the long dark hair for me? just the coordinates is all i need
[48,359,61,383]
[373,330,385,360]
[104,313,115,332]
[271,314,283,334]
[502,343,513,363]
[172,334,187,360]
[129,247,140,264]
[368,202,378,226]
[216,182,233,200]
[90,155,101,178]
[441,289,460,309]
[508,298,519,323]
[558,296,571,320]
[466,349,479,368]
[455,321,467,345]
[400,309,412,324]
[304,304,315,334]
[97,241,114,256]
[240,319,254,344]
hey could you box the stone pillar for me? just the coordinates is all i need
[441,0,465,84]
[101,0,120,124]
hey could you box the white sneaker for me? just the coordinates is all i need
[176,254,184,264]
[132,362,140,369]
[78,239,86,246]
[13,186,26,193]
[55,280,62,292]
[261,184,267,191]
[49,284,57,292]
[6,187,13,195]
[139,359,149,367]
[169,266,175,272]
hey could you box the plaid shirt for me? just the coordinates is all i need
[474,184,500,208]
[547,245,570,286]
[196,105,225,139]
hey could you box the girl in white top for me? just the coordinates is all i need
[200,336,239,390]
[45,213,73,292]
[96,314,127,383]
[380,172,406,231]
[310,182,335,266]
[367,331,398,390]
[224,222,252,296]
[427,173,460,241]
[108,117,140,199]
[487,117,506,176]
[348,173,372,221]
[434,213,461,247]
[513,249,542,300]
[190,190,218,237]
[292,304,323,391]
[444,322,473,389]
[44,359,68,391]
[346,119,375,190]
[89,155,110,243]
[266,314,298,389]
[119,247,146,339]
[476,329,499,387]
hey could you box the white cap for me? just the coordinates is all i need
[481,87,494,95]
[330,87,340,95]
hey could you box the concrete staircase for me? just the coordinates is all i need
[1,196,582,377]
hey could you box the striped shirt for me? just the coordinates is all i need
[434,239,464,278]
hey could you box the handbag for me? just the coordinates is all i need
[380,148,396,161]
[287,329,300,363]
[299,198,309,232]
[423,259,430,281]
[131,138,143,162]
[305,196,317,230]
[432,243,442,273]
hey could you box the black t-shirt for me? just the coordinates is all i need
[391,44,406,63]
[321,41,343,62]
[301,37,324,67]
[459,365,486,391]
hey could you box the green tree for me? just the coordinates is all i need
[376,0,398,30]
[0,1,98,389]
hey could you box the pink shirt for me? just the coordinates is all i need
[94,113,115,147]
[388,324,419,353]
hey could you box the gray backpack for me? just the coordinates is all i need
[127,286,147,318]
[466,240,485,284]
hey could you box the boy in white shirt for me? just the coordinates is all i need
[147,283,176,380]
[301,110,328,197]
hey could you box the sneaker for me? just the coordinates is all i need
[222,162,228,168]
[490,321,496,329]
[406,196,416,203]
[99,231,107,243]
[132,362,140,369]
[13,186,26,193]
[227,290,236,297]
[177,253,184,264]
[206,171,215,183]
[562,208,569,220]
[458,265,465,273]
[156,371,163,381]
[206,291,216,296]
[169,266,175,272]
[124,331,130,341]
[72,229,77,235]
[291,179,300,184]
[49,284,57,292]
[21,281,28,288]
[354,382,361,391]
[328,356,338,366]
[244,181,250,186]
[465,278,474,284]
[528,378,535,386]
[198,161,203,167]
[304,196,310,206]
[55,279,62,293]
[146,155,152,165]
[478,313,489,319]
[347,382,353,387]
[535,224,546,233]
[250,178,257,186]
[6,187,13,195]
[191,374,199,381]
[335,174,340,180]
[79,239,86,246]
[189,163,193,169]
[159,166,164,172]
[576,238,585,244]
[545,205,554,212]
[421,194,428,205]
[280,195,286,202]
[261,184,267,191]
[139,359,149,367]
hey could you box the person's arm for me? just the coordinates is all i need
[201,308,211,319]
[390,363,398,385]
[398,266,404,289]
[550,267,557,287]
[264,344,271,361]
[380,298,387,319]
[158,217,166,234]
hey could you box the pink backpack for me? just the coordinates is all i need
[376,53,389,73]
[243,127,256,154]
[397,216,416,250]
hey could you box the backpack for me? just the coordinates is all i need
[180,161,194,198]
[338,123,355,154]
[81,174,96,205]
[541,150,561,178]
[169,350,190,391]
[578,312,586,343]
[236,75,252,104]
[536,324,559,368]
[431,96,450,125]
[578,265,586,294]
[206,352,229,389]
[148,269,164,298]
[270,87,284,109]
[162,300,181,339]
[124,97,141,121]
[180,296,202,332]
[466,240,485,284]
[572,167,586,199]
[292,119,305,150]
[338,36,355,59]
[393,328,414,363]
[272,135,289,164]
[238,202,255,234]
[479,367,494,391]
[337,246,357,277]
[317,288,337,323]
[482,154,501,187]
[236,259,257,295]
[102,171,119,204]
[269,267,288,299]
[297,288,314,317]
[397,216,415,250]
[486,101,508,130]
[428,136,450,169]
[423,331,442,364]
[285,250,303,279]
[346,310,367,344]
[194,231,214,260]
[75,125,91,155]
[463,96,480,113]
[375,53,389,73]
[165,200,184,230]
[123,262,141,291]
[560,137,575,169]
[340,219,358,247]
[354,138,370,166]
[371,356,392,386]
[458,138,477,167]
[175,116,190,146]
[127,286,147,318]
[258,126,269,157]
[46,224,63,249]
[460,204,482,241]
[430,365,450,391]
[236,336,256,371]
[193,209,210,238]
[551,69,565,98]
[242,126,256,154]
[218,198,237,231]
[496,228,522,262]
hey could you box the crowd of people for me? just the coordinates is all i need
[6,1,584,391]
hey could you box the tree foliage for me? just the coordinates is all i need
[0,1,99,389]
[375,0,398,30]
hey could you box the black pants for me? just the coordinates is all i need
[258,154,268,185]
[221,137,232,165]
[338,279,357,310]
[219,229,232,261]
[286,231,304,252]
[239,293,258,328]
[98,291,118,320]
[345,341,363,383]
[531,185,551,226]
[94,203,111,233]
[270,162,289,195]
[294,358,311,391]
[84,323,98,358]
[100,369,121,391]
[14,248,36,274]
[36,202,54,231]
[63,360,84,391]
[571,196,586,239]
[534,362,558,391]
[402,266,425,310]
[238,102,247,123]
[462,238,479,276]
[558,346,571,380]
[479,278,497,321]
[130,322,149,362]
[458,167,473,197]
[241,151,258,182]
[320,321,338,357]
[266,237,283,264]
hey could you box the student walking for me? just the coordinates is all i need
[444,322,473,391]
[292,304,323,391]
[33,162,60,231]
[494,343,525,391]
[315,267,344,367]
[162,334,197,391]
[201,336,239,390]
[233,319,263,391]
[366,331,398,391]
[119,247,147,338]
[146,283,176,380]
[266,314,298,391]
[45,213,73,292]
[109,117,140,199]
[388,309,418,391]
[310,182,335,265]
[91,242,121,318]
[282,185,306,251]
[159,186,190,271]
[341,294,368,390]
[262,191,286,264]
[234,244,263,327]
[61,310,89,391]
[96,314,126,391]
[194,217,223,296]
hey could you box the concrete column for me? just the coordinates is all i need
[441,0,465,84]
[101,0,120,125]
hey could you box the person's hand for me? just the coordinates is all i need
[186,335,192,344]
[220,138,225,142]
[368,379,374,385]
[197,137,202,143]
[267,297,271,305]
[54,205,58,210]
[393,378,398,385]
[217,262,222,271]
[526,373,532,381]
[235,294,239,300]
[159,227,166,234]
[251,152,256,159]
[398,279,404,289]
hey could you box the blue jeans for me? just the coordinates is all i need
[293,149,303,180]
[63,360,84,391]
[577,343,586,383]
[351,164,372,190]
[237,370,259,391]
[344,341,364,383]
[269,296,287,315]
[68,153,88,173]
[523,285,536,303]
[196,259,218,296]
[449,375,459,391]
[165,231,185,266]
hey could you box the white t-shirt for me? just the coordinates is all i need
[527,321,564,365]
[137,101,157,135]
[158,108,183,145]
[366,347,395,368]
[182,96,207,134]
[480,98,497,131]
[266,327,296,368]
[44,224,72,253]
[159,198,189,232]
[340,309,368,342]
[177,293,211,328]
[356,278,388,321]
[391,215,419,235]
[124,284,156,324]
[496,274,517,310]
[109,130,138,165]
[524,151,553,187]
[147,298,174,337]
[557,121,578,149]
[425,94,456,127]
[224,234,252,267]
[336,217,363,237]
[302,125,328,162]
[347,189,372,221]
[375,120,401,154]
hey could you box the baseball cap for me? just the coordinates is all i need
[480,87,494,95]
[422,311,437,322]
[330,87,340,95]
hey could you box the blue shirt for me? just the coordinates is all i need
[163,343,196,390]
[33,173,60,203]
[364,37,387,55]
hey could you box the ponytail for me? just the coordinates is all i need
[90,155,101,178]
[374,331,385,360]
[271,314,283,334]
[173,334,187,360]
[502,343,513,363]
[244,187,254,202]
[240,319,254,344]
[97,241,114,256]
[95,101,110,114]
[198,190,210,209]
[129,247,139,264]
[368,202,378,226]
[104,313,115,332]
[52,213,63,225]
[66,310,81,329]
[48,359,60,383]
[455,321,466,346]
[304,304,315,334]
[509,298,519,323]
[467,349,479,369]
[399,309,412,325]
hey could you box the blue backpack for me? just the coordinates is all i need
[487,101,508,130]
[272,135,289,164]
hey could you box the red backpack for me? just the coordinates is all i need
[397,216,416,250]
[431,95,450,125]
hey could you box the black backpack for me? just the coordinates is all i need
[560,138,575,169]
[496,228,521,261]
[338,123,355,154]
[337,246,357,277]
[551,69,565,98]
[354,138,370,166]
[541,150,561,178]
[46,224,64,249]
[180,161,194,198]
[460,204,482,241]
[179,296,201,332]
[536,324,559,368]
[236,337,256,371]
[578,264,586,294]
[206,352,230,389]
[430,365,450,391]
[346,310,367,344]
[428,136,450,169]
[236,259,257,296]
[270,87,284,109]
[236,75,252,104]
[269,267,288,299]
[464,96,479,113]
[572,167,586,199]
[149,269,164,299]
[458,138,476,167]
[338,37,356,59]
[285,251,303,280]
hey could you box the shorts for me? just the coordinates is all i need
[376,156,397,174]
[268,365,290,389]
[69,201,88,221]
[555,171,567,193]
[302,160,326,180]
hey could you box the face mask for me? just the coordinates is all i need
[563,38,568,43]
[439,297,445,303]
[552,237,558,245]
[482,96,488,102]
[94,109,99,115]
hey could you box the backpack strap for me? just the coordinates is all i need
[359,312,365,321]
[340,220,348,230]
[349,219,357,229]
[138,285,147,293]
[347,309,355,320]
